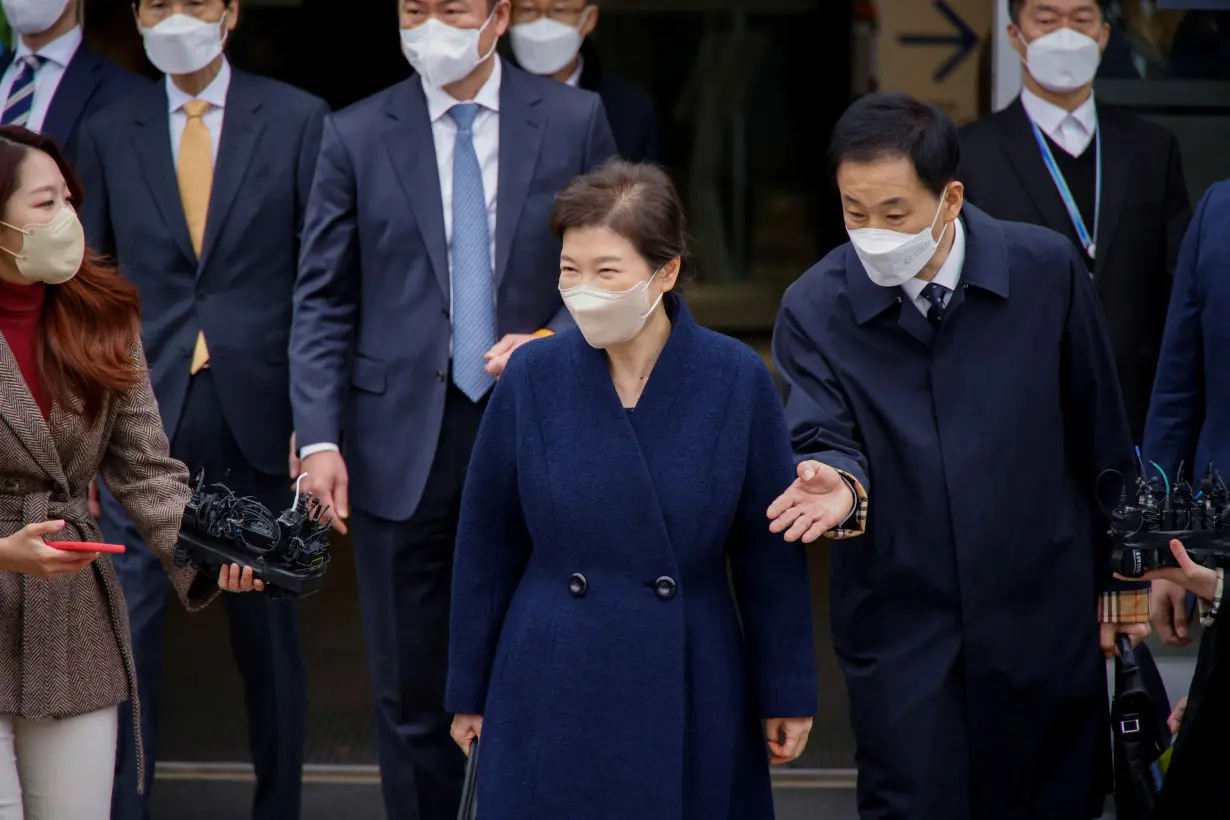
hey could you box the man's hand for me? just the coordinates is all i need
[1151,578,1192,647]
[765,717,813,765]
[1168,696,1187,735]
[450,713,483,757]
[1101,621,1150,659]
[1115,538,1220,603]
[88,477,100,519]
[300,450,349,535]
[484,333,541,377]
[766,461,855,543]
[289,432,302,479]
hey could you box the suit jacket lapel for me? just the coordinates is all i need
[994,99,1073,232]
[198,70,265,273]
[134,86,197,266]
[0,333,67,487]
[1093,106,1129,279]
[495,67,544,290]
[383,79,450,302]
[41,45,102,150]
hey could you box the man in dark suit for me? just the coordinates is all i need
[507,0,660,162]
[289,1,615,817]
[0,0,147,166]
[77,1,327,818]
[959,0,1190,443]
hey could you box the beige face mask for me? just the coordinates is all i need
[560,269,664,349]
[1,205,86,285]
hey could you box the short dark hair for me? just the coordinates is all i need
[1008,0,1107,25]
[550,160,692,280]
[827,92,960,198]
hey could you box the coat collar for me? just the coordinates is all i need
[846,203,1010,327]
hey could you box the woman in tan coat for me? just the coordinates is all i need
[0,125,258,820]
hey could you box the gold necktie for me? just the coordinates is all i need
[178,99,213,375]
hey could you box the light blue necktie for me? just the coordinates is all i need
[448,103,496,403]
[2,55,46,127]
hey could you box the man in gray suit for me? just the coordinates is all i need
[289,1,616,818]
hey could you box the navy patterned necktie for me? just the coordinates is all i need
[921,282,950,327]
[2,55,46,127]
[448,102,497,403]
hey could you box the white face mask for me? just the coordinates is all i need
[1,205,86,285]
[2,0,70,35]
[848,187,950,288]
[401,9,498,90]
[1021,28,1103,93]
[560,269,664,349]
[509,8,589,76]
[139,12,229,76]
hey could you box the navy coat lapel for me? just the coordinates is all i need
[0,51,13,76]
[566,298,699,564]
[495,66,544,290]
[383,78,450,302]
[133,86,197,266]
[41,45,102,150]
[1092,107,1130,280]
[198,70,265,273]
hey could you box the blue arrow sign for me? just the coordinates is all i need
[898,0,980,83]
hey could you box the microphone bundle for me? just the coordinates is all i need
[1104,452,1230,579]
[172,471,333,599]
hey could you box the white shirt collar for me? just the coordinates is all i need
[423,55,502,122]
[166,57,231,113]
[1020,87,1097,140]
[900,216,966,304]
[565,55,584,88]
[15,26,82,68]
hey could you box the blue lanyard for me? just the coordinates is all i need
[1029,119,1101,260]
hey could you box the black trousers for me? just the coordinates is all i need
[351,381,487,820]
[102,370,307,820]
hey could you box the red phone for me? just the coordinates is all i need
[50,541,126,554]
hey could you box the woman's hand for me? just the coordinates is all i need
[1115,538,1219,602]
[450,714,483,757]
[767,461,854,543]
[1168,696,1188,735]
[218,563,265,593]
[0,520,99,579]
[765,716,812,765]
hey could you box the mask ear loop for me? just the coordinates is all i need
[0,221,30,261]
[475,3,501,63]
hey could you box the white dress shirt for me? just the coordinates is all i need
[421,55,501,277]
[1020,87,1097,158]
[166,58,231,170]
[300,58,504,460]
[564,56,583,88]
[0,27,83,133]
[899,216,967,318]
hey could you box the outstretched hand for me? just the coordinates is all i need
[766,461,854,543]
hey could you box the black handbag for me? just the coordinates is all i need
[1112,635,1169,819]
[458,738,480,820]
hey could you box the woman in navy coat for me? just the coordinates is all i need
[445,161,831,820]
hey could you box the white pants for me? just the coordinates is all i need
[0,707,118,820]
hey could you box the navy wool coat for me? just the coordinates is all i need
[447,298,819,820]
[773,205,1140,820]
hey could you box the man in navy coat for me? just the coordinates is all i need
[1142,179,1230,651]
[0,0,147,167]
[768,92,1150,820]
[289,1,616,817]
[77,1,327,817]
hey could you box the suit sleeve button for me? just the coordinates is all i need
[654,576,677,600]
[569,573,588,597]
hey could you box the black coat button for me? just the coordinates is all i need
[654,576,677,600]
[569,573,588,597]
[436,370,447,383]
